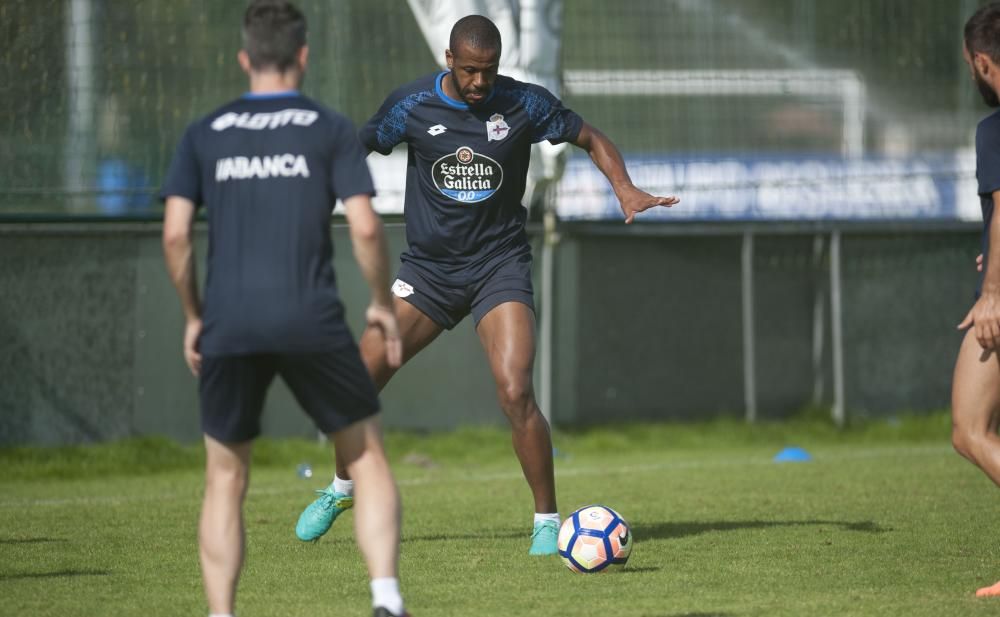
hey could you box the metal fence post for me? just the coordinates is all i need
[742,231,757,423]
[830,230,846,427]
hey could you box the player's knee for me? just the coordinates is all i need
[952,426,970,458]
[496,380,533,418]
[951,420,981,460]
[206,464,249,497]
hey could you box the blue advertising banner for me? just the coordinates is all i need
[554,152,979,222]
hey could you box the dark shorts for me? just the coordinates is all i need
[392,249,535,330]
[199,344,380,442]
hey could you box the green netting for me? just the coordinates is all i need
[0,0,992,215]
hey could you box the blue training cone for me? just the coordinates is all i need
[773,446,812,462]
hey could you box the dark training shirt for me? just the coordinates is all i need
[161,92,375,355]
[977,109,1000,295]
[360,72,583,282]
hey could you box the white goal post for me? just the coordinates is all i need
[563,69,867,159]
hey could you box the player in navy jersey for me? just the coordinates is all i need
[295,14,678,556]
[161,3,410,616]
[953,1,1000,599]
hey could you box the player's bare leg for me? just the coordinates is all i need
[335,297,444,475]
[361,295,445,389]
[477,302,556,513]
[952,328,1000,483]
[199,435,251,616]
[297,297,442,543]
[332,416,400,577]
[951,327,1000,596]
[329,415,407,615]
[477,301,559,554]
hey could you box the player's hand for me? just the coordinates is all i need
[977,253,984,272]
[366,303,402,368]
[959,291,1000,352]
[617,185,679,224]
[184,318,203,377]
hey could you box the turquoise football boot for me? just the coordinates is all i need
[295,487,353,541]
[528,520,559,555]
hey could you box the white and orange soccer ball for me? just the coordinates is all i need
[557,505,632,573]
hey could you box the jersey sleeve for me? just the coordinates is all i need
[521,83,584,145]
[159,124,202,205]
[359,86,414,156]
[330,117,376,201]
[978,119,1000,197]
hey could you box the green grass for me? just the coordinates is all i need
[2,413,999,616]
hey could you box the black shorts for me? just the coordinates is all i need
[199,344,380,442]
[392,249,534,330]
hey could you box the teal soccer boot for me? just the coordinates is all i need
[295,487,354,541]
[528,520,559,555]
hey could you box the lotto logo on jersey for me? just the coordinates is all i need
[432,147,504,203]
[210,109,318,131]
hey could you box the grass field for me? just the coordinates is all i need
[3,414,1000,617]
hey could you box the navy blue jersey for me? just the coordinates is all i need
[977,109,1000,293]
[360,72,583,280]
[160,92,375,355]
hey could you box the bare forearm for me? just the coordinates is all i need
[164,239,201,321]
[585,126,634,196]
[350,223,393,308]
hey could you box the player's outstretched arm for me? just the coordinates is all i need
[572,122,679,224]
[959,191,1000,351]
[343,194,402,368]
[162,196,202,376]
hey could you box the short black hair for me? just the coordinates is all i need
[448,15,502,55]
[966,2,1000,63]
[242,0,307,72]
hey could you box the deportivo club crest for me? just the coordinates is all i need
[486,114,510,141]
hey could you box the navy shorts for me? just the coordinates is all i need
[199,344,380,442]
[392,249,534,330]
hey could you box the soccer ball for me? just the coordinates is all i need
[557,505,632,573]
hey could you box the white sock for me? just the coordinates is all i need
[208,613,234,617]
[534,512,560,526]
[371,577,404,615]
[332,475,354,496]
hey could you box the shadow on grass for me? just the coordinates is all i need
[321,521,884,547]
[0,569,110,581]
[403,530,526,543]
[291,530,530,548]
[634,519,887,540]
[618,565,661,574]
[650,613,734,617]
[0,538,66,545]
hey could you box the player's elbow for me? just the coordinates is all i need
[348,212,383,244]
[162,227,192,252]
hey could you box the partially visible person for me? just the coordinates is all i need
[161,2,410,615]
[953,0,1000,599]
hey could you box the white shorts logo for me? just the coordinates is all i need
[391,279,414,298]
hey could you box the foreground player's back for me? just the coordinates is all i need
[163,92,374,354]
